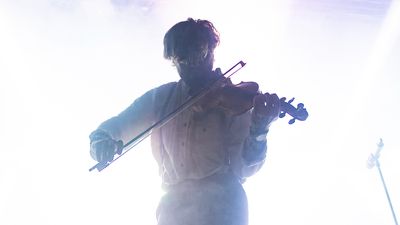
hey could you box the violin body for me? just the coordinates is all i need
[195,79,308,124]
[194,81,259,115]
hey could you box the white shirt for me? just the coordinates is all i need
[93,79,267,186]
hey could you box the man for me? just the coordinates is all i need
[89,18,281,225]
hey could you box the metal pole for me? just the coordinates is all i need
[368,139,398,225]
[375,158,398,225]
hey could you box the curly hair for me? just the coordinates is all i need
[163,18,220,65]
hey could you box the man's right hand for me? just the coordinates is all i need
[89,131,123,163]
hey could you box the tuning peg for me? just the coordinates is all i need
[289,118,296,124]
[279,112,286,118]
[288,97,295,104]
[297,103,304,109]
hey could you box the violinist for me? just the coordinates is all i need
[89,18,281,225]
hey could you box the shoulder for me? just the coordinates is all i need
[152,82,177,98]
[141,81,178,104]
[138,82,177,99]
[156,82,177,92]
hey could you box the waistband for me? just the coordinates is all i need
[164,171,241,192]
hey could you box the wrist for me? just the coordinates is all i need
[253,132,268,142]
[242,139,267,166]
[250,125,269,139]
[251,111,271,133]
[89,130,112,143]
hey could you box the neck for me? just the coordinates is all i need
[182,69,217,96]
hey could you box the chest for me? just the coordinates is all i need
[163,107,230,144]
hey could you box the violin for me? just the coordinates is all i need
[196,73,308,124]
[89,60,308,172]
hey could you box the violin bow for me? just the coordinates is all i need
[89,61,246,172]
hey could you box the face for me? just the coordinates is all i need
[174,52,215,93]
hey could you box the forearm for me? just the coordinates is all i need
[242,132,268,167]
[239,91,280,168]
[241,109,270,165]
[228,111,270,179]
[90,88,159,145]
[89,83,176,161]
[234,135,268,178]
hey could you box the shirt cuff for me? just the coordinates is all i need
[89,129,113,143]
[242,136,267,166]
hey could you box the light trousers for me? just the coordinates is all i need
[156,172,248,225]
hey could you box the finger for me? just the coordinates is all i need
[270,94,281,117]
[264,93,280,117]
[253,94,267,115]
[105,149,114,162]
[116,140,124,155]
[94,140,115,162]
[270,93,280,108]
[93,141,107,162]
[105,140,117,162]
[263,93,273,109]
[254,93,266,105]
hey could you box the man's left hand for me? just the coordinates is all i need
[252,92,281,129]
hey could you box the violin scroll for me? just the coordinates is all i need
[279,97,308,124]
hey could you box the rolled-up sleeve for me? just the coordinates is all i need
[91,83,176,145]
[227,110,268,179]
